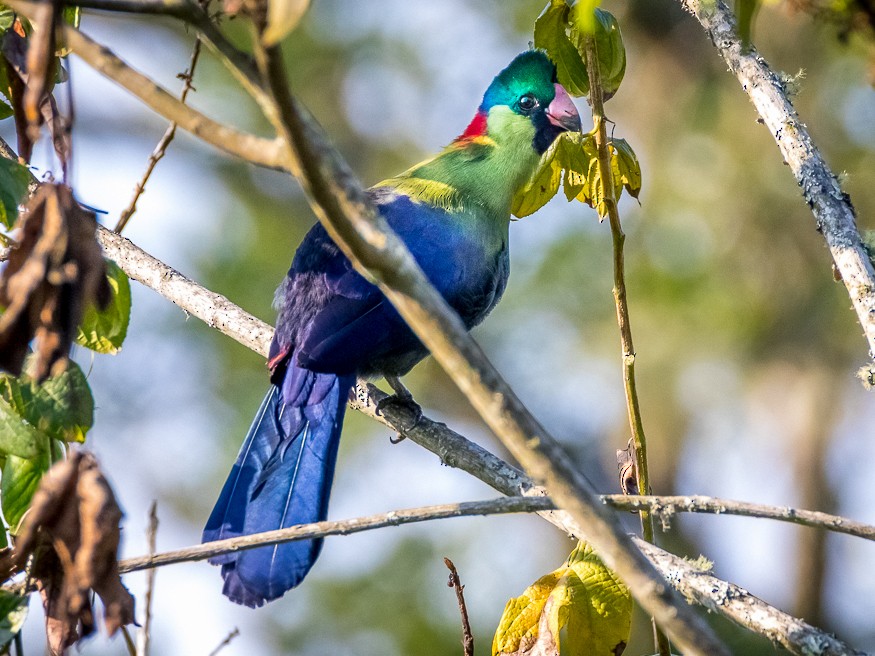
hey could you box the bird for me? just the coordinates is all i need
[202,50,582,607]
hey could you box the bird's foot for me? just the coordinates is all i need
[376,376,423,441]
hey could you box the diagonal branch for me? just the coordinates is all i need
[681,0,875,363]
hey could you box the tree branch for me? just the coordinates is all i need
[583,29,668,655]
[681,0,875,363]
[113,495,875,575]
[119,497,554,574]
[634,538,867,656]
[4,0,290,171]
[115,33,204,233]
[96,226,274,356]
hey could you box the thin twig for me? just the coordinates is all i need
[106,495,875,576]
[582,28,669,656]
[682,0,875,363]
[120,625,137,656]
[1,0,290,171]
[115,38,203,233]
[118,497,553,574]
[207,628,240,656]
[443,558,474,656]
[136,501,159,656]
[252,37,727,656]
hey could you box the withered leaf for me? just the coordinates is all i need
[0,183,110,381]
[2,17,70,166]
[616,439,638,497]
[7,451,134,655]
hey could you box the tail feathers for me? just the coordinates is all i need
[203,367,354,607]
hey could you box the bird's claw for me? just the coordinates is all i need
[375,393,423,441]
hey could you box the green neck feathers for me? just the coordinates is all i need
[374,106,540,219]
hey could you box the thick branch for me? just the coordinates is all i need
[634,538,866,656]
[96,226,274,356]
[682,0,875,361]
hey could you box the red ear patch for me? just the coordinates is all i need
[460,111,488,139]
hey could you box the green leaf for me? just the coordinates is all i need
[23,359,94,443]
[63,5,80,28]
[534,0,589,97]
[0,5,14,32]
[573,0,601,34]
[492,541,632,656]
[611,137,641,200]
[262,0,310,46]
[513,131,598,218]
[571,7,626,100]
[0,359,94,444]
[0,157,31,229]
[76,259,131,354]
[0,99,12,120]
[0,590,28,649]
[0,393,49,459]
[2,449,51,532]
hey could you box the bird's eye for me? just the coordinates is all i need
[518,94,537,112]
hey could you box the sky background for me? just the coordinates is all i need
[5,0,875,654]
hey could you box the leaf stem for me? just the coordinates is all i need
[581,30,668,656]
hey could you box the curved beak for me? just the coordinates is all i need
[545,83,581,132]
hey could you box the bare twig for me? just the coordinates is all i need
[252,39,727,656]
[443,558,474,656]
[115,38,203,233]
[119,497,552,573]
[604,495,875,541]
[136,501,159,656]
[682,0,875,363]
[207,628,240,656]
[120,626,137,656]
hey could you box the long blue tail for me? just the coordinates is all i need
[203,364,355,607]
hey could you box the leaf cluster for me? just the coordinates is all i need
[493,541,632,656]
[513,130,641,220]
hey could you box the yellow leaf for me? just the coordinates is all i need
[493,541,632,656]
[262,0,310,46]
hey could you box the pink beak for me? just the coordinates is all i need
[545,83,581,132]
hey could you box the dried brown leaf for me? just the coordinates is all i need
[616,439,638,497]
[2,13,69,166]
[2,30,32,162]
[8,452,134,655]
[0,184,110,381]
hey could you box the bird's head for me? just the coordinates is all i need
[459,50,581,155]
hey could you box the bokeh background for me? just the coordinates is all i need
[8,0,875,653]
